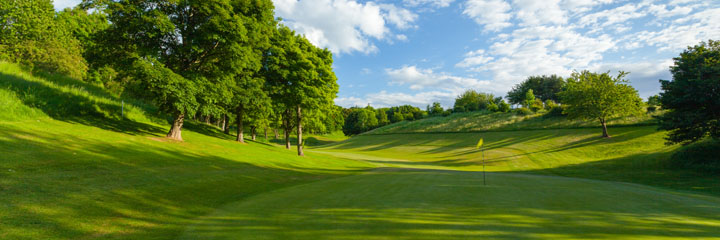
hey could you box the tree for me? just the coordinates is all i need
[453,90,495,112]
[428,102,443,116]
[507,75,566,105]
[658,40,720,145]
[342,107,378,135]
[0,0,87,79]
[265,26,338,156]
[523,89,535,108]
[103,0,258,141]
[560,70,643,138]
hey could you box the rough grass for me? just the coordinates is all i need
[367,110,659,134]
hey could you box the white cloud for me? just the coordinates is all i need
[457,25,616,91]
[463,0,513,31]
[404,0,455,8]
[336,91,457,108]
[512,0,566,26]
[629,7,720,52]
[274,0,417,54]
[386,65,490,91]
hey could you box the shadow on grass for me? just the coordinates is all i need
[179,169,720,240]
[0,126,351,239]
[0,72,165,136]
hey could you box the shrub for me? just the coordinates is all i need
[487,102,499,112]
[498,101,510,112]
[529,99,543,112]
[515,107,533,116]
[544,100,558,110]
[545,105,565,117]
[647,106,657,112]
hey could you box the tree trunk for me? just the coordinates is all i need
[251,126,256,141]
[223,114,230,135]
[297,105,304,156]
[600,118,610,138]
[264,127,268,140]
[236,106,244,143]
[167,113,184,141]
[274,129,279,139]
[221,114,227,133]
[205,115,210,124]
[284,110,291,149]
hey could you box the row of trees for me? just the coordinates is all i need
[1,0,340,156]
[342,105,427,135]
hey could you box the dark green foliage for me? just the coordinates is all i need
[130,59,198,117]
[342,107,378,135]
[507,75,566,105]
[427,102,444,116]
[658,40,720,145]
[670,139,720,172]
[0,0,87,79]
[560,70,643,137]
[453,90,495,112]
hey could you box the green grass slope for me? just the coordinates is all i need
[368,110,659,134]
[0,62,374,239]
[2,61,719,240]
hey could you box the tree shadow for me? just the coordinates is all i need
[0,126,353,239]
[0,72,165,136]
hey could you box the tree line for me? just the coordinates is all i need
[0,0,340,156]
[341,40,718,144]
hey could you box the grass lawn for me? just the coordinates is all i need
[2,61,719,239]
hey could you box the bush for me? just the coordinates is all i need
[647,106,657,112]
[544,100,558,110]
[545,105,565,117]
[529,99,543,112]
[515,107,533,116]
[498,101,510,112]
[442,109,452,117]
[487,102,499,112]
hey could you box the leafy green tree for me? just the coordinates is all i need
[453,90,495,112]
[376,108,390,126]
[428,102,443,115]
[265,26,338,156]
[0,0,87,79]
[103,0,256,141]
[507,75,566,105]
[524,89,536,108]
[498,100,511,112]
[342,107,378,135]
[560,70,643,138]
[658,40,720,145]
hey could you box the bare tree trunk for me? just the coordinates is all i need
[297,105,304,156]
[274,129,279,139]
[205,115,210,124]
[221,114,227,132]
[167,113,184,141]
[600,118,610,138]
[264,127,268,140]
[223,114,230,134]
[236,106,244,143]
[251,126,256,141]
[284,110,291,149]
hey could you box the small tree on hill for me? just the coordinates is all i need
[658,40,720,145]
[560,70,643,138]
[507,75,566,105]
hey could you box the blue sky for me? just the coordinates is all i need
[55,0,720,109]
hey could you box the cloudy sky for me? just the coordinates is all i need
[55,0,720,109]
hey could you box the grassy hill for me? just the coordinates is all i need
[366,110,659,134]
[1,61,719,239]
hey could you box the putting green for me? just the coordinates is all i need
[181,169,720,240]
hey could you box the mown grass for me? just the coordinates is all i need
[315,126,719,196]
[367,110,660,134]
[2,61,719,239]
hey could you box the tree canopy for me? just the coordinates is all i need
[507,75,566,105]
[560,71,643,137]
[658,40,720,145]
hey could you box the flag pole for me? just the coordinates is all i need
[482,144,486,186]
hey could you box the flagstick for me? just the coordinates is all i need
[482,144,486,186]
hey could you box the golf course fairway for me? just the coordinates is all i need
[181,169,720,239]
